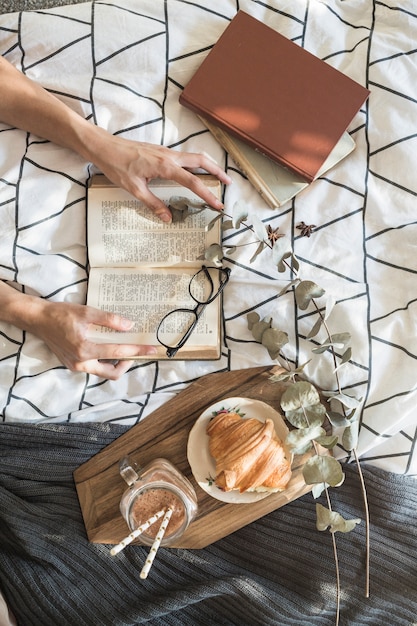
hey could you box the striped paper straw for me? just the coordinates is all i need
[139,508,173,579]
[110,509,166,556]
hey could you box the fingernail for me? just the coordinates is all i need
[146,346,158,354]
[160,213,172,223]
[120,318,134,330]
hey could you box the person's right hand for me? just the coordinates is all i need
[86,133,232,223]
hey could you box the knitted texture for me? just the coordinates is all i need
[0,423,416,626]
[0,0,85,12]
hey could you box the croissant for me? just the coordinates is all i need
[206,411,292,493]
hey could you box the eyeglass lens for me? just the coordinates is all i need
[156,266,230,357]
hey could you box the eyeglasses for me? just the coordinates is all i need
[156,265,231,358]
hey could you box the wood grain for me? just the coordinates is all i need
[73,366,318,549]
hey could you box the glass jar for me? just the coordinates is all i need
[118,456,198,547]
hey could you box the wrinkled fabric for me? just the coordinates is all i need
[0,422,416,626]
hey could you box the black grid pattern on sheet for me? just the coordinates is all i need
[0,0,416,476]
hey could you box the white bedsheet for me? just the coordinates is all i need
[0,0,416,475]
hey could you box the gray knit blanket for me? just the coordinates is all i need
[0,423,415,626]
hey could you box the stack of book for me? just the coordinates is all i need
[180,11,370,208]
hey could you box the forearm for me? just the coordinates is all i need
[0,57,100,161]
[0,281,43,332]
[0,56,229,220]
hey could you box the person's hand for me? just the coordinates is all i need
[26,299,156,380]
[0,57,231,222]
[87,131,232,222]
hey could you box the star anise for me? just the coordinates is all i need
[296,221,316,237]
[266,224,285,246]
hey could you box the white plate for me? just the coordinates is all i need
[187,397,291,504]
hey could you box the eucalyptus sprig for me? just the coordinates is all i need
[169,196,371,622]
[231,203,370,617]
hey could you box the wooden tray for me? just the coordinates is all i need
[74,366,317,549]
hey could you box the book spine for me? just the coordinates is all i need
[180,94,314,183]
[199,118,280,209]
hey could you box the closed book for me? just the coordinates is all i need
[180,11,370,183]
[200,116,355,208]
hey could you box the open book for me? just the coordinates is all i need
[86,174,226,360]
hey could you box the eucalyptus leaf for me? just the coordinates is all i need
[285,407,326,428]
[269,360,310,383]
[340,346,352,364]
[204,243,223,264]
[206,213,223,231]
[312,332,351,354]
[277,278,299,297]
[312,344,332,355]
[232,201,248,228]
[269,370,294,382]
[249,240,265,263]
[271,236,293,272]
[307,317,322,339]
[311,482,327,499]
[251,214,268,242]
[331,392,361,409]
[334,347,352,372]
[247,312,260,330]
[251,318,272,342]
[222,219,234,231]
[327,411,351,428]
[342,420,359,451]
[286,424,325,455]
[291,253,300,273]
[168,196,207,222]
[303,455,344,487]
[332,332,351,346]
[293,361,312,374]
[325,295,336,320]
[295,280,325,310]
[281,381,321,413]
[168,196,193,212]
[261,327,289,353]
[315,434,338,449]
[316,503,361,533]
[281,381,325,428]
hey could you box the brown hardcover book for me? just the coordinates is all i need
[200,116,355,209]
[179,11,370,183]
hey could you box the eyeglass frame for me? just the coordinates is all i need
[156,265,231,358]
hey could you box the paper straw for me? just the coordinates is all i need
[110,509,166,556]
[139,508,173,579]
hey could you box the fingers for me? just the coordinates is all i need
[84,358,133,380]
[175,151,232,186]
[169,167,225,210]
[131,183,173,223]
[166,151,232,210]
[92,342,157,361]
[65,308,158,378]
[130,171,223,223]
[124,145,231,221]
[68,344,157,379]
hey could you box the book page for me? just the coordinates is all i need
[87,179,220,268]
[86,267,219,351]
